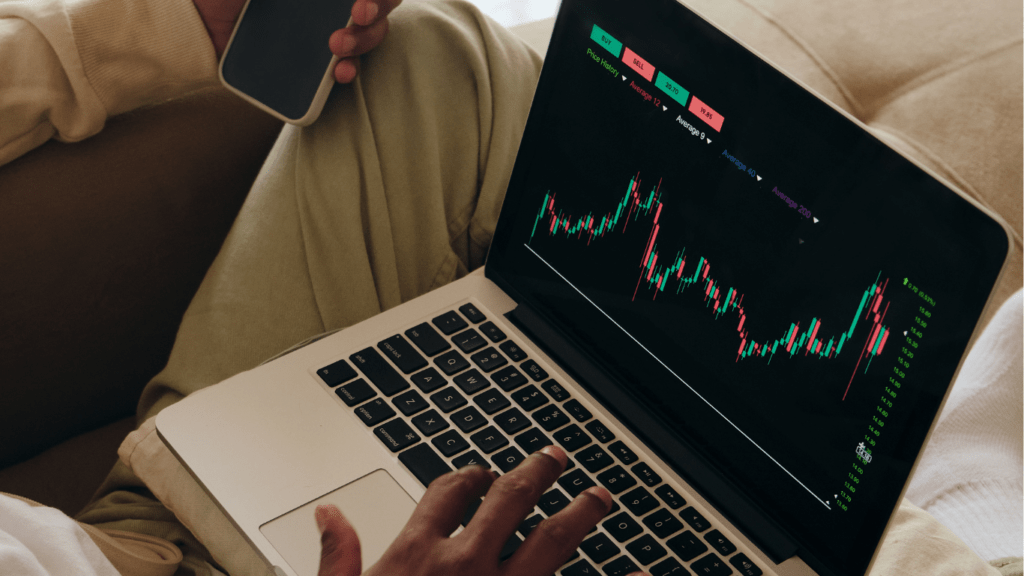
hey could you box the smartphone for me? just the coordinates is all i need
[220,0,358,125]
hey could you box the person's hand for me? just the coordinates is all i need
[191,0,401,84]
[316,446,648,576]
[328,0,403,83]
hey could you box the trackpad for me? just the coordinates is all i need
[260,469,416,576]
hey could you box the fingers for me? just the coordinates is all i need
[500,486,612,576]
[460,446,567,557]
[350,0,403,27]
[405,465,496,538]
[328,15,390,58]
[328,10,390,83]
[316,505,362,576]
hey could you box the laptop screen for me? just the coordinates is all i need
[487,0,1009,574]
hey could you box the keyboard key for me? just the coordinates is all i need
[453,369,489,395]
[621,487,659,516]
[703,530,736,556]
[411,367,446,393]
[492,446,527,472]
[553,424,592,452]
[691,553,731,576]
[411,409,449,436]
[452,329,487,353]
[430,387,467,413]
[479,321,506,342]
[537,488,571,516]
[398,443,451,487]
[471,347,507,372]
[563,560,598,576]
[602,512,643,542]
[666,531,708,562]
[374,419,420,452]
[452,406,487,433]
[512,385,549,411]
[431,430,469,457]
[520,359,548,381]
[434,350,469,375]
[608,441,638,464]
[603,556,640,576]
[518,514,544,537]
[540,379,570,401]
[557,469,596,497]
[392,389,429,416]
[350,348,410,396]
[452,450,490,470]
[532,405,570,431]
[317,359,358,387]
[626,534,668,566]
[596,466,637,495]
[651,557,689,576]
[655,485,687,509]
[498,340,527,362]
[643,508,684,538]
[494,408,531,434]
[679,507,711,532]
[577,445,614,473]
[585,420,615,443]
[405,323,450,356]
[377,335,427,374]
[514,428,552,454]
[631,462,661,487]
[473,388,511,414]
[335,379,375,406]
[729,553,763,576]
[492,366,528,391]
[458,303,486,323]
[354,398,396,426]
[470,426,509,454]
[580,533,619,564]
[432,311,468,335]
[564,399,592,422]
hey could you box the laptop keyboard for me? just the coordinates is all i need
[317,302,764,576]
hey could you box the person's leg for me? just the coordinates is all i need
[77,1,542,572]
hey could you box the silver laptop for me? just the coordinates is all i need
[157,0,1013,575]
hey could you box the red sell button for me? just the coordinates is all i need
[622,47,655,82]
[688,96,724,132]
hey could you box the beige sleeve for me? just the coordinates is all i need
[0,0,219,167]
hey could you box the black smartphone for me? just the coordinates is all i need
[220,0,358,125]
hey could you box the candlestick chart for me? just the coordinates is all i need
[528,174,893,398]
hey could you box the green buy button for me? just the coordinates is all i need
[590,24,622,58]
[656,71,690,107]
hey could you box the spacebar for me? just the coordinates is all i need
[398,443,452,488]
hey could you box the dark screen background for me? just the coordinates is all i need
[487,0,1009,574]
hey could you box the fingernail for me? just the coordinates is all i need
[539,445,568,468]
[583,486,613,511]
[364,1,379,21]
[314,505,330,533]
[341,34,356,54]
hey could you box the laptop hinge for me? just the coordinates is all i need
[506,302,800,565]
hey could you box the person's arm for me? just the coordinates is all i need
[0,0,400,167]
[0,0,219,167]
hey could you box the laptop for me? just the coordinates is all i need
[156,0,1013,575]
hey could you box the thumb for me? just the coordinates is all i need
[316,504,362,576]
